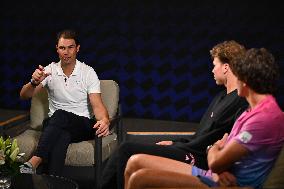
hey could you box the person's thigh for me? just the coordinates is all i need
[57,110,94,142]
[127,153,192,175]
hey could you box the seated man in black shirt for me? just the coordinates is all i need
[101,40,248,189]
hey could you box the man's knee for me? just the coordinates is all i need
[124,154,144,179]
[128,169,152,189]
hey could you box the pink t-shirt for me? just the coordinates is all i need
[226,95,284,188]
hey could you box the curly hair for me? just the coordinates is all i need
[56,29,80,45]
[210,40,246,65]
[231,48,279,94]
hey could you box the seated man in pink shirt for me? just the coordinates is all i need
[123,48,284,189]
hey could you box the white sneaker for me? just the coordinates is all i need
[19,162,35,174]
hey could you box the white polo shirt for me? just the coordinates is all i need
[41,60,101,118]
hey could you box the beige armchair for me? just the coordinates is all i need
[14,80,120,188]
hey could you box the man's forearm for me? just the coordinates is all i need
[207,143,223,173]
[93,107,109,122]
[20,82,37,99]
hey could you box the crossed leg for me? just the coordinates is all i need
[124,154,208,189]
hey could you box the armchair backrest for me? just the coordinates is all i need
[100,80,119,119]
[30,88,48,130]
[29,80,119,130]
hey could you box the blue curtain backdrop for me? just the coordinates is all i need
[1,1,283,122]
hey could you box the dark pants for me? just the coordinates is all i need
[101,142,191,189]
[34,109,94,176]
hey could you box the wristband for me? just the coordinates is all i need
[30,78,39,87]
[206,145,213,154]
[206,143,219,154]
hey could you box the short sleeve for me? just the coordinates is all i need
[86,68,100,94]
[234,119,277,152]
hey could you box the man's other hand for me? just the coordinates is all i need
[156,141,173,145]
[93,119,110,137]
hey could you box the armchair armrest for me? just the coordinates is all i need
[109,115,123,143]
[94,115,122,189]
[94,134,102,189]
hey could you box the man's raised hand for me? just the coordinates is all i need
[31,65,51,85]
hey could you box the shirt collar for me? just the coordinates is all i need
[72,60,80,76]
[55,59,80,76]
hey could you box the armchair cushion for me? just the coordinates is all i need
[65,133,117,166]
[15,129,40,161]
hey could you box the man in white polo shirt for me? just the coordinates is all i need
[19,29,110,175]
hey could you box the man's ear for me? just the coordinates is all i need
[223,63,229,74]
[76,45,80,53]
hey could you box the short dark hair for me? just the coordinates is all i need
[231,48,279,94]
[56,29,79,45]
[210,40,246,66]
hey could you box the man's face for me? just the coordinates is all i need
[212,57,228,85]
[56,37,80,66]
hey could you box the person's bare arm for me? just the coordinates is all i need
[216,171,237,186]
[89,93,110,137]
[20,65,50,99]
[20,83,44,100]
[207,134,249,173]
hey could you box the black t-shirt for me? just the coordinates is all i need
[173,89,248,169]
